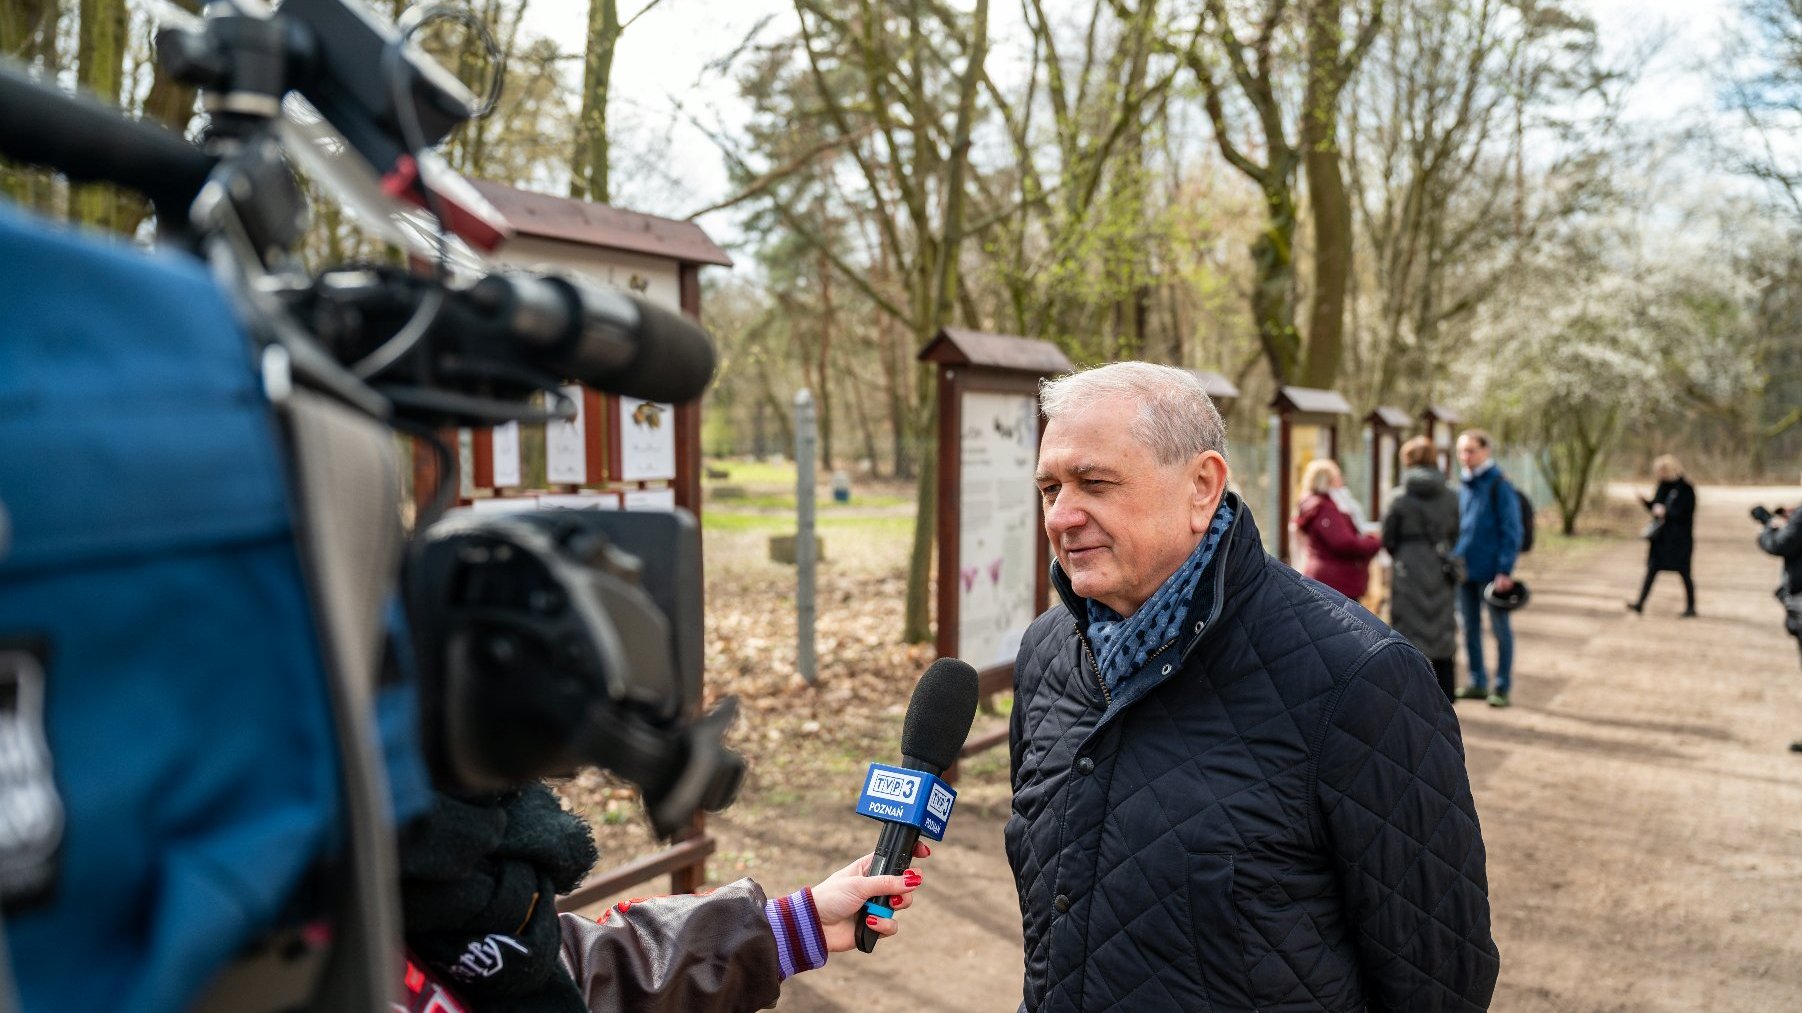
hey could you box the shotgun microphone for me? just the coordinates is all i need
[852,657,980,953]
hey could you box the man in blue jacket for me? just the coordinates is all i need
[1452,429,1524,707]
[1008,362,1497,1012]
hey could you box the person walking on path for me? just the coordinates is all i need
[1294,458,1384,601]
[1628,454,1697,617]
[1757,470,1802,752]
[1454,429,1524,708]
[1385,436,1463,701]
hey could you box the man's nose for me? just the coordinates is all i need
[1044,492,1084,533]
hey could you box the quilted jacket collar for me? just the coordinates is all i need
[1050,492,1267,706]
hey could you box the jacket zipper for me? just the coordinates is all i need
[1076,626,1112,707]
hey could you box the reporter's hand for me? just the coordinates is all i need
[811,841,930,952]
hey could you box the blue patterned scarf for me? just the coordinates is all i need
[1085,502,1234,692]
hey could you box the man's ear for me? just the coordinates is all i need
[1189,451,1229,534]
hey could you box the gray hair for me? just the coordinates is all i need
[1039,362,1228,465]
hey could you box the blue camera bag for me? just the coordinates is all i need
[0,205,415,1012]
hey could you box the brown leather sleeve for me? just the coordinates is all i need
[557,878,783,1013]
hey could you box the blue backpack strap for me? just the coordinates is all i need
[0,910,19,1013]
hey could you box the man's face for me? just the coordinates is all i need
[1456,436,1489,472]
[1036,399,1224,616]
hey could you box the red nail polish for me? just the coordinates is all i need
[903,870,922,887]
[865,914,879,927]
[891,895,904,906]
[921,843,931,856]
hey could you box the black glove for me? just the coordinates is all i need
[399,781,599,1013]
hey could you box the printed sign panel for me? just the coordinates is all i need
[457,429,475,499]
[467,496,539,514]
[622,487,676,512]
[491,421,521,488]
[617,397,676,481]
[546,384,588,484]
[956,391,1041,668]
[539,493,621,511]
[853,763,957,841]
[492,238,681,312]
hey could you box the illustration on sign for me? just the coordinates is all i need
[957,391,1039,667]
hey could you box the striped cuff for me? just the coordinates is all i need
[764,887,829,980]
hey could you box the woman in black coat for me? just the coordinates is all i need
[1628,454,1696,616]
[1383,436,1462,700]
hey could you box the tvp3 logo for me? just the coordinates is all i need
[855,763,957,841]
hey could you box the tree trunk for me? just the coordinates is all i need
[903,384,937,644]
[816,249,835,470]
[1299,0,1372,390]
[1,0,59,209]
[851,370,882,475]
[571,0,618,203]
[71,0,127,230]
[1251,179,1302,383]
[1300,133,1351,389]
[903,0,988,645]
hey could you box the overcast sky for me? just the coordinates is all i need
[517,0,1746,249]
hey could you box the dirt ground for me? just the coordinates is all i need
[574,483,1802,1012]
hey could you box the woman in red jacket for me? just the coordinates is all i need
[1294,458,1383,600]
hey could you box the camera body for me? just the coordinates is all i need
[1752,505,1791,526]
[0,2,741,1008]
[0,0,739,846]
[406,508,742,838]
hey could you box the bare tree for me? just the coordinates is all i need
[1343,0,1622,410]
[702,0,991,643]
[571,0,668,203]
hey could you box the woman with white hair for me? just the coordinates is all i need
[1628,454,1697,617]
[1293,458,1383,600]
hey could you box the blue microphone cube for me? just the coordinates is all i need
[854,763,957,841]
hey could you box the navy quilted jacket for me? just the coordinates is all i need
[1006,496,1498,1012]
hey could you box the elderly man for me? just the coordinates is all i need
[1007,362,1498,1012]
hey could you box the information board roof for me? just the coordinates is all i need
[1188,370,1241,401]
[1271,385,1354,417]
[919,328,1074,375]
[471,180,734,267]
[1367,406,1414,429]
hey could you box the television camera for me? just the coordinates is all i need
[0,0,743,1005]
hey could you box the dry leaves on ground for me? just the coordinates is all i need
[558,567,938,865]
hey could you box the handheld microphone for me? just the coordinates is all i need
[853,657,979,953]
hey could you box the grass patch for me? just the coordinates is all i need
[703,458,800,487]
[719,492,912,510]
[701,512,914,536]
[701,512,791,534]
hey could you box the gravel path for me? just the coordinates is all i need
[708,484,1802,1012]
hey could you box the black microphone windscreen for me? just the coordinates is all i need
[604,296,717,404]
[899,658,980,773]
